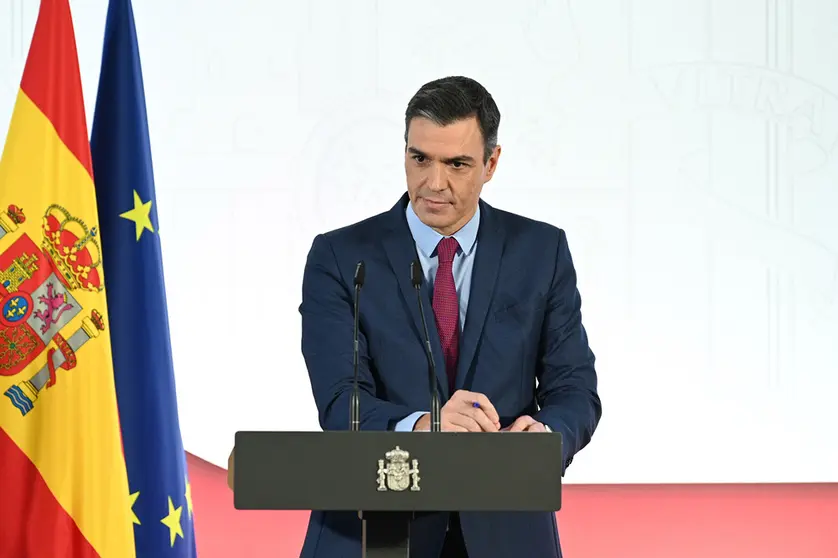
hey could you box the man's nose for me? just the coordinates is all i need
[427,165,446,191]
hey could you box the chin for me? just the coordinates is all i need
[418,200,453,215]
[416,208,448,225]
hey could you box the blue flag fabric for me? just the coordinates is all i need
[90,0,197,555]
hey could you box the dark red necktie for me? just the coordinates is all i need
[432,237,460,392]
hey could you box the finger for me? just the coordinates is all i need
[442,423,469,433]
[470,394,500,426]
[466,406,499,432]
[452,390,500,426]
[507,415,537,432]
[448,413,483,432]
[525,422,547,433]
[440,406,469,432]
[227,449,235,490]
[506,420,525,432]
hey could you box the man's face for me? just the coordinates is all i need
[404,116,500,236]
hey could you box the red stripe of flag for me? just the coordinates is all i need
[0,428,100,558]
[19,0,93,178]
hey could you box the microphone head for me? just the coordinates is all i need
[410,259,423,288]
[354,260,365,287]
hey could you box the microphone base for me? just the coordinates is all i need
[430,391,442,433]
[350,390,361,432]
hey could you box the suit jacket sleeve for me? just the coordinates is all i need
[533,229,602,474]
[300,234,414,431]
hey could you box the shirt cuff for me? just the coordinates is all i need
[394,411,428,432]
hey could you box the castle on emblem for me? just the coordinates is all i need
[0,252,38,292]
[377,446,420,492]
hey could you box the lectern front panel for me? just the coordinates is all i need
[233,431,562,512]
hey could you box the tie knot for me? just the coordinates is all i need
[436,237,459,264]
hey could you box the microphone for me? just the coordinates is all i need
[350,260,365,432]
[411,260,441,432]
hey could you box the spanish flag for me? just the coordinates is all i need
[0,1,136,557]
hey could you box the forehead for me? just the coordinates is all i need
[406,116,483,157]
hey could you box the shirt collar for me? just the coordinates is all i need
[405,199,480,258]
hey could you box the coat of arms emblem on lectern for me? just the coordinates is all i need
[377,446,420,492]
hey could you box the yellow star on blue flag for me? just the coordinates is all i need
[160,497,184,547]
[119,190,154,241]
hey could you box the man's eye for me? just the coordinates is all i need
[412,155,426,163]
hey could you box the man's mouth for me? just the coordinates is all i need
[423,198,449,206]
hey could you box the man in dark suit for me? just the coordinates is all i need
[299,76,601,557]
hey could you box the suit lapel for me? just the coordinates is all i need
[456,200,505,386]
[380,196,450,399]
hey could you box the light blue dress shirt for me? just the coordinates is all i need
[393,201,480,431]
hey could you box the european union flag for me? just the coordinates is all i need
[90,0,197,555]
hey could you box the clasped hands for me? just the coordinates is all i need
[413,390,548,433]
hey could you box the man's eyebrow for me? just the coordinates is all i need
[406,147,475,164]
[443,154,476,164]
[407,147,427,157]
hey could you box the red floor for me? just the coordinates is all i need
[186,453,838,557]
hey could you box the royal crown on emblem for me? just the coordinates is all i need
[0,204,26,234]
[41,205,103,292]
[6,205,25,225]
[385,446,411,463]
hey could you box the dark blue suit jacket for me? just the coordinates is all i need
[298,194,601,557]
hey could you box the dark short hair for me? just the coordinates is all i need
[404,76,500,163]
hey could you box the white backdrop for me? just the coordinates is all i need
[1,0,837,484]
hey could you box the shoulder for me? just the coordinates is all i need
[301,208,395,295]
[308,206,395,254]
[483,204,581,299]
[484,201,566,246]
[322,209,392,241]
[302,201,405,288]
[483,202,577,283]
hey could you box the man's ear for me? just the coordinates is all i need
[484,145,502,182]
